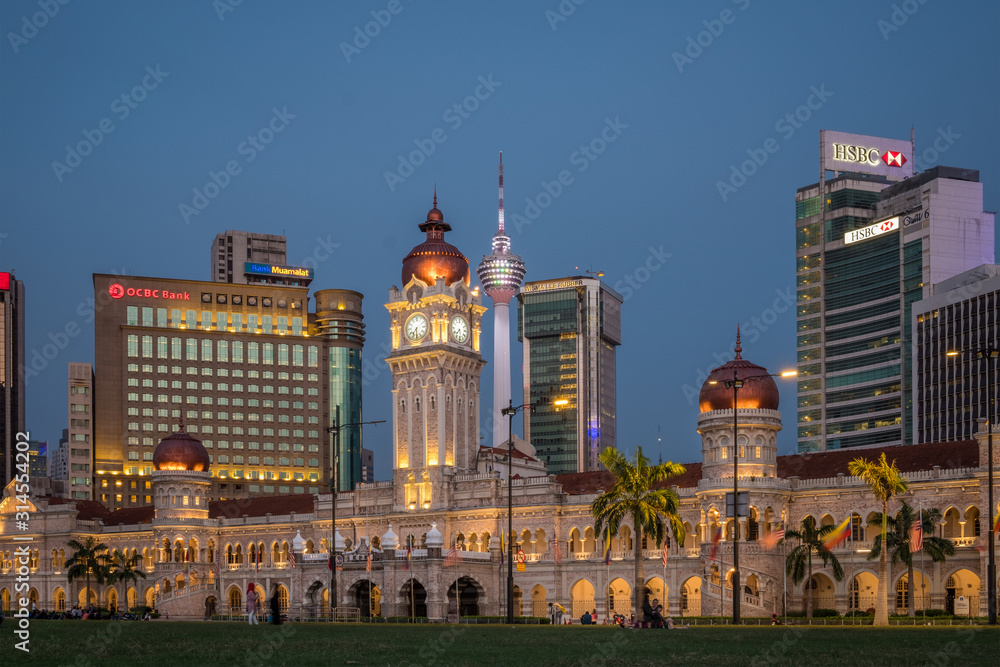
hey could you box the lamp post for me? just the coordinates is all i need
[710,368,795,625]
[500,398,538,623]
[326,407,385,618]
[947,346,997,626]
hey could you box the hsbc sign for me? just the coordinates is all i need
[821,130,913,179]
[832,143,907,168]
[844,217,899,245]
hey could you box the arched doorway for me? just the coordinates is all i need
[895,571,930,614]
[446,577,482,617]
[607,577,631,617]
[78,588,97,607]
[946,569,981,615]
[680,577,701,616]
[400,580,427,618]
[806,573,835,612]
[228,586,243,613]
[351,580,382,617]
[849,572,878,613]
[0,588,9,612]
[570,579,595,618]
[306,581,328,619]
[53,587,66,612]
[530,584,547,618]
[645,577,667,611]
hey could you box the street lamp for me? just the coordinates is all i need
[325,406,385,618]
[500,398,538,623]
[710,368,795,624]
[947,346,997,626]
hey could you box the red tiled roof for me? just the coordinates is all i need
[775,440,978,481]
[554,440,978,494]
[45,498,112,522]
[208,493,316,519]
[105,506,155,525]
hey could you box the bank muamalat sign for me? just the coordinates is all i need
[844,217,898,245]
[108,283,191,300]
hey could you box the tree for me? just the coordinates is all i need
[65,536,110,610]
[591,446,685,621]
[868,503,954,617]
[783,516,845,619]
[107,549,148,614]
[848,452,908,626]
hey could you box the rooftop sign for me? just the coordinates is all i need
[244,263,313,279]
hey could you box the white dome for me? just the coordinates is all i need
[426,521,444,548]
[292,529,306,553]
[334,528,345,550]
[382,523,399,550]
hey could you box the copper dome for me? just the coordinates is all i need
[153,429,211,472]
[401,191,470,287]
[698,329,780,413]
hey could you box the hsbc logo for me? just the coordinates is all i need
[832,143,908,168]
[844,217,899,245]
[882,150,906,167]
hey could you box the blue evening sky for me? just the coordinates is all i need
[2,0,998,481]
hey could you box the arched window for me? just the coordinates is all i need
[229,587,242,611]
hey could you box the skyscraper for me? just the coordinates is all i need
[517,277,622,473]
[67,362,94,499]
[795,131,995,452]
[211,230,312,287]
[0,271,25,485]
[476,153,526,446]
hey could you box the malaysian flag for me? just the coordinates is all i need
[289,553,296,569]
[365,546,371,573]
[709,526,722,561]
[552,538,562,564]
[661,541,668,567]
[403,543,411,572]
[215,548,221,581]
[603,535,611,566]
[444,540,459,567]
[499,530,504,566]
[761,527,785,550]
[255,548,260,573]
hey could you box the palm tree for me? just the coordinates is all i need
[848,452,908,626]
[591,446,685,621]
[65,536,110,610]
[107,549,147,614]
[784,516,845,619]
[868,503,954,617]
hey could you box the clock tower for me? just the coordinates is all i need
[386,193,487,511]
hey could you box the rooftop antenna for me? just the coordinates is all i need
[657,425,662,465]
[574,266,605,278]
[498,151,504,235]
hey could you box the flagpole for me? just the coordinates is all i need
[782,524,787,626]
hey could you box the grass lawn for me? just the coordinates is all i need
[10,621,999,667]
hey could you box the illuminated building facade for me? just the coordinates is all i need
[796,132,994,452]
[517,277,622,474]
[66,362,94,499]
[92,272,365,509]
[0,271,25,485]
[476,153,526,446]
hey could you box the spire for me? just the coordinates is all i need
[498,151,505,235]
[735,324,743,359]
[433,184,437,209]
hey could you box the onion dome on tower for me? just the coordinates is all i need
[152,422,211,472]
[401,189,470,287]
[698,327,780,413]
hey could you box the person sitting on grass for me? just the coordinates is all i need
[665,616,689,629]
[581,610,592,625]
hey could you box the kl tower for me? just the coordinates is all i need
[476,152,526,447]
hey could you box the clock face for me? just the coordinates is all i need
[405,314,428,342]
[451,316,469,343]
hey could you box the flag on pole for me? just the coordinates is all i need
[499,529,505,566]
[328,552,334,572]
[994,512,1000,534]
[289,553,296,569]
[404,543,411,571]
[822,517,851,552]
[761,527,785,550]
[603,535,612,566]
[661,541,668,567]
[552,538,562,564]
[215,547,221,581]
[366,546,372,573]
[909,522,923,552]
[709,526,722,561]
[255,548,260,573]
[444,541,459,567]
